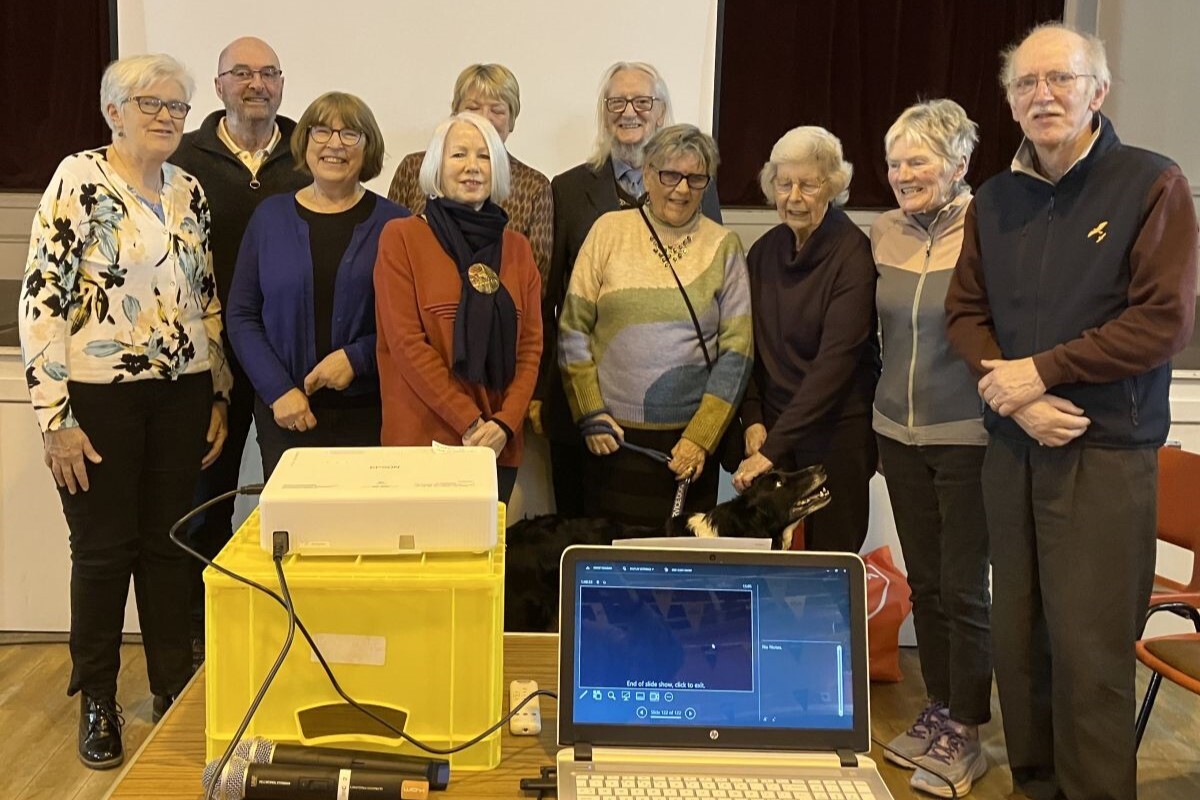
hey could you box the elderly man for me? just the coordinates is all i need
[539,61,722,516]
[169,36,309,667]
[946,23,1197,800]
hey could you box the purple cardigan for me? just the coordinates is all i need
[226,191,410,405]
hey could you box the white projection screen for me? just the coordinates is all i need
[117,0,721,194]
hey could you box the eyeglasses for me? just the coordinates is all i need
[123,96,191,120]
[773,179,825,197]
[1008,71,1095,96]
[217,66,284,83]
[656,170,711,190]
[308,126,364,147]
[605,96,658,114]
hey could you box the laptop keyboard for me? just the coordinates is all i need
[574,774,877,799]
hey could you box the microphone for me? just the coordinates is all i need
[203,755,430,799]
[231,736,450,790]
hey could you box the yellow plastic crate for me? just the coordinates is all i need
[204,507,505,770]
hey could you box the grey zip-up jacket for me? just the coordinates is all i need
[871,193,986,446]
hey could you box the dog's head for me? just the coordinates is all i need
[703,465,831,549]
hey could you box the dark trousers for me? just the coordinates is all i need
[550,438,588,517]
[253,397,382,480]
[59,374,212,699]
[982,437,1156,800]
[782,414,876,553]
[583,427,719,528]
[183,354,253,636]
[877,436,992,725]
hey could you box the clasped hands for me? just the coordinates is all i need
[272,349,356,433]
[978,357,1090,447]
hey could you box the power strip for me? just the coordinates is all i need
[509,679,542,735]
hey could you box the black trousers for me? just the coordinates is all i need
[583,427,719,528]
[877,436,992,725]
[183,353,253,635]
[550,438,588,517]
[982,437,1156,800]
[58,374,211,700]
[253,397,382,480]
[779,414,876,553]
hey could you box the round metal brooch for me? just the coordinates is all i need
[467,263,501,294]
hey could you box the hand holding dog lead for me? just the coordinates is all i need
[670,437,707,481]
[979,357,1046,416]
[584,413,623,456]
[733,451,773,494]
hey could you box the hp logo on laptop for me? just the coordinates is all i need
[709,730,719,740]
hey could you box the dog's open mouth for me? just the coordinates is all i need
[789,485,832,521]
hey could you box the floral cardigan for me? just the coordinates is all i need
[19,149,233,433]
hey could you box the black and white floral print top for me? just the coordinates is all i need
[19,149,233,433]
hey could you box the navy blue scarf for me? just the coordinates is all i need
[424,196,517,390]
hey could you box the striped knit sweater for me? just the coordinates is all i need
[558,208,752,453]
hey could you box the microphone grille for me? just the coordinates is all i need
[248,736,275,763]
[231,739,252,761]
[201,759,220,792]
[220,756,249,799]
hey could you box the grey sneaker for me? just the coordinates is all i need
[884,701,948,768]
[910,723,988,797]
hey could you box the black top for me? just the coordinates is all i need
[741,208,879,463]
[296,191,377,408]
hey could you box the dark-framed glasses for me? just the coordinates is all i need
[218,66,283,83]
[657,170,711,190]
[1009,71,1095,96]
[309,125,364,147]
[605,95,658,114]
[773,178,825,197]
[123,96,191,120]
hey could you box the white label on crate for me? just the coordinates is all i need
[338,769,351,800]
[310,633,387,666]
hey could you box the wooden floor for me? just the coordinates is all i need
[1,635,1197,799]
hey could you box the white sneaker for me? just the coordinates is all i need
[910,723,988,797]
[884,701,948,769]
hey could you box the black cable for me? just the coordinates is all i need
[171,487,558,765]
[870,734,959,799]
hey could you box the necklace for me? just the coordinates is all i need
[302,183,365,213]
[107,145,163,205]
[650,232,693,264]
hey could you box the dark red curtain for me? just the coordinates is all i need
[1,2,114,190]
[715,0,1065,208]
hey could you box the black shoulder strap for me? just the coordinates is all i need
[638,206,712,372]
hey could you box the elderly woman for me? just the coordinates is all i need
[871,100,991,796]
[559,124,752,526]
[732,127,878,553]
[227,92,409,478]
[374,113,542,504]
[541,61,723,517]
[18,53,231,768]
[387,64,552,289]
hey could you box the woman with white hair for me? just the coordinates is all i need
[871,99,991,797]
[374,113,542,504]
[732,126,879,554]
[18,53,232,768]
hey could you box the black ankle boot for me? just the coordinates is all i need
[78,694,124,769]
[152,692,178,723]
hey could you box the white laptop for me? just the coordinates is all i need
[556,545,894,800]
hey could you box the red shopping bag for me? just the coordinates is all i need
[864,546,912,682]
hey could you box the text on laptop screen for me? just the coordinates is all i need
[570,558,855,731]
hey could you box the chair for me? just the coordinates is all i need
[1150,446,1200,609]
[1133,446,1200,749]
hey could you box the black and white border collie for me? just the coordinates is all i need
[504,466,830,632]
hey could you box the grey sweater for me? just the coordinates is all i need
[871,193,986,446]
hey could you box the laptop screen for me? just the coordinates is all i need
[557,546,870,753]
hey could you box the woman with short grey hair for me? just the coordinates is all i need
[871,98,992,797]
[19,52,231,768]
[732,125,878,556]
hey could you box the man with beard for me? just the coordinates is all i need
[169,36,309,667]
[537,62,723,517]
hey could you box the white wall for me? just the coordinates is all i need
[115,0,721,195]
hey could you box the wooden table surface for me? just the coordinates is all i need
[106,633,561,799]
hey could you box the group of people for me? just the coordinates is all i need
[17,22,1197,800]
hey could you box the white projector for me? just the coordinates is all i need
[258,446,498,555]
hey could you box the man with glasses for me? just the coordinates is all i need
[538,61,722,518]
[946,23,1197,800]
[169,36,309,669]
